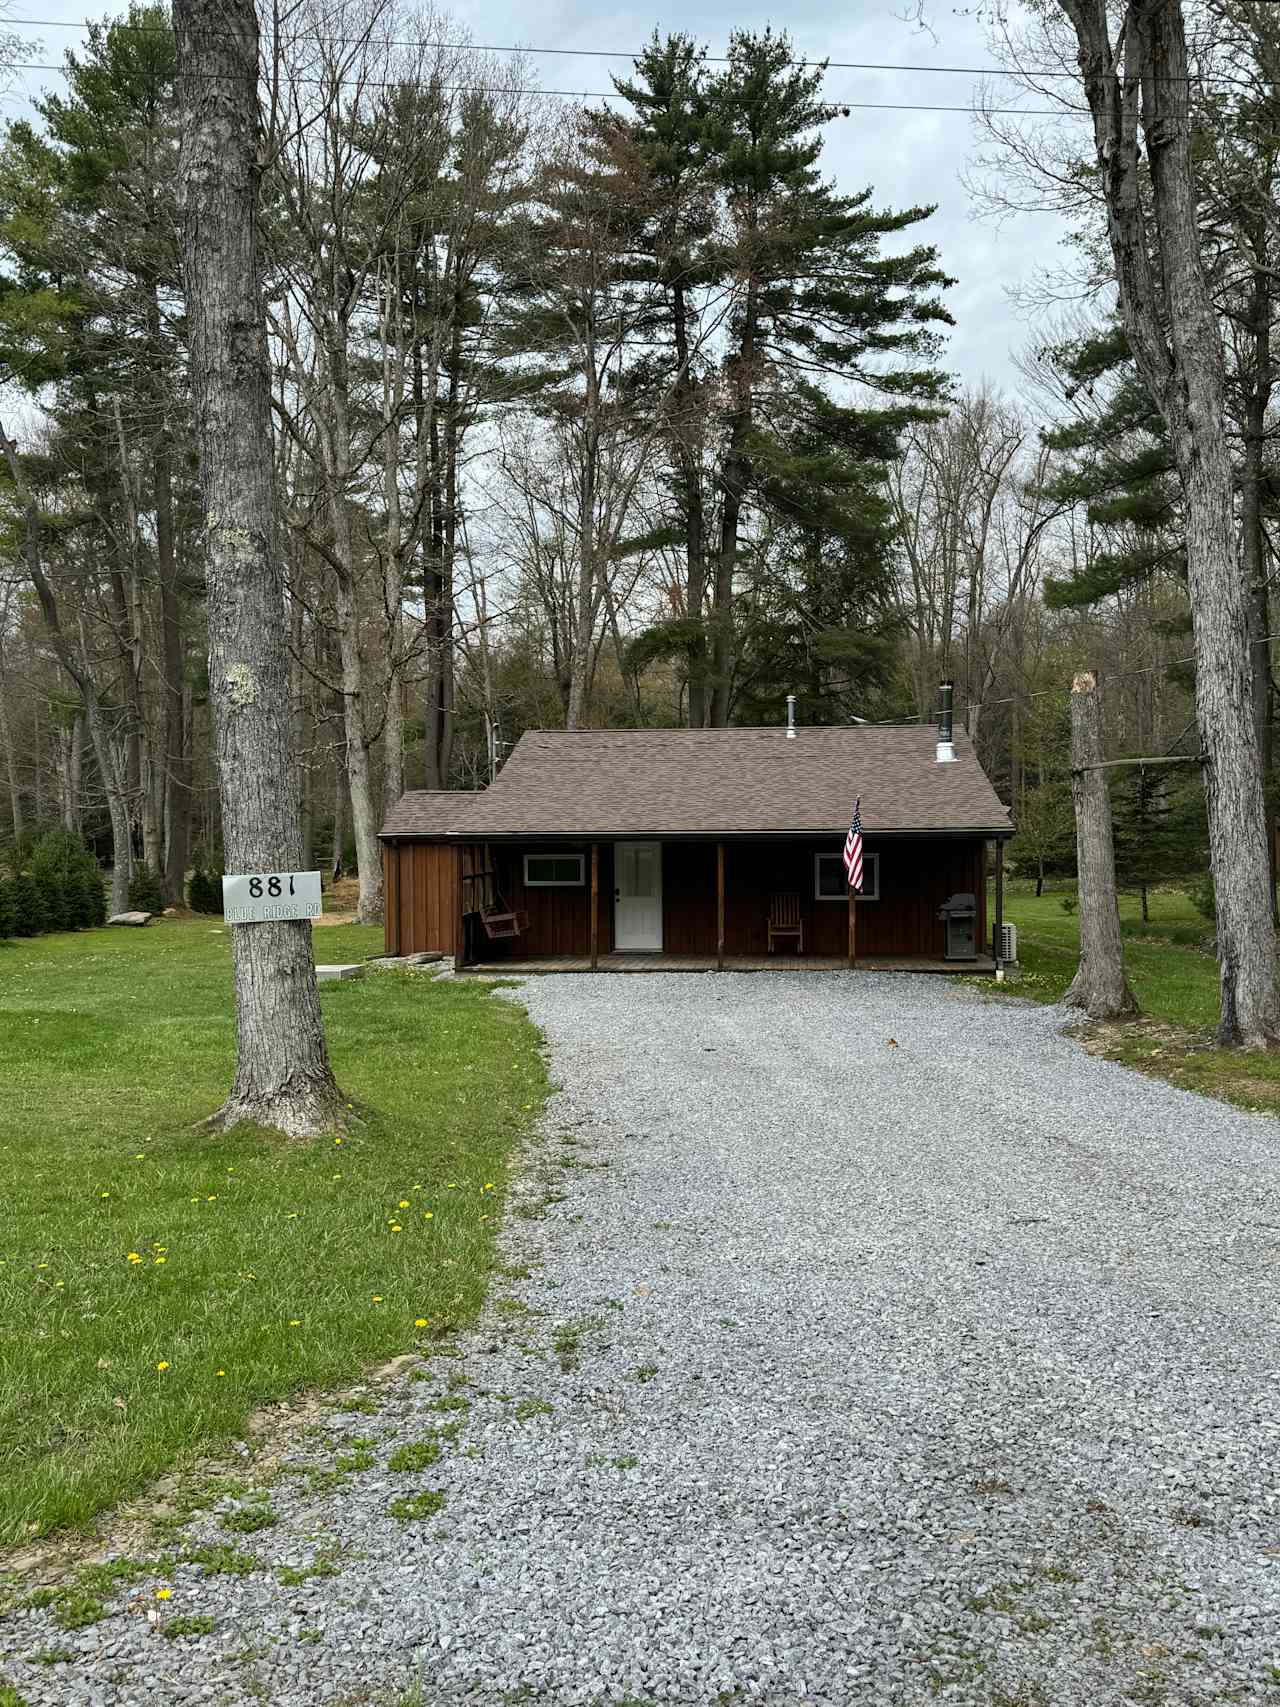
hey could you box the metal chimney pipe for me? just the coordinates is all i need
[936,680,956,763]
[786,693,797,740]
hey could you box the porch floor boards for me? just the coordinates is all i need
[463,953,997,975]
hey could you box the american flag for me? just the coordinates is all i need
[842,797,864,892]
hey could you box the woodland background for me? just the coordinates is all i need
[1,0,1272,924]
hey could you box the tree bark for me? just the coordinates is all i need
[1065,672,1138,1020]
[1059,0,1280,1046]
[58,711,83,833]
[155,428,191,906]
[0,426,133,908]
[0,624,23,849]
[175,0,343,1137]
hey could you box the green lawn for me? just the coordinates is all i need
[1002,882,1280,1114]
[1003,883,1222,1026]
[0,921,547,1544]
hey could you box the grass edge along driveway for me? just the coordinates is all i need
[0,920,548,1544]
[996,882,1280,1118]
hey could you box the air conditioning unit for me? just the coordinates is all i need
[998,921,1018,964]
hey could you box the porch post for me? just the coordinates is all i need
[847,881,857,969]
[454,845,467,971]
[994,838,1005,982]
[716,841,725,971]
[590,842,599,970]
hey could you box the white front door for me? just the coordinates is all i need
[614,841,663,951]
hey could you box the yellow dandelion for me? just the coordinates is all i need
[127,1252,142,1264]
[36,1262,48,1269]
[414,1318,429,1328]
[134,1153,144,1160]
[100,1191,110,1199]
[289,1319,301,1327]
[482,1183,495,1191]
[332,1173,342,1180]
[423,1212,434,1220]
[206,1195,217,1202]
[154,1256,167,1265]
[398,1200,410,1209]
[155,1587,172,1600]
[215,1369,226,1377]
[156,1361,170,1371]
[372,1295,384,1303]
[389,1224,403,1233]
[334,1137,343,1146]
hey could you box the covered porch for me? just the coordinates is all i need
[455,835,1002,973]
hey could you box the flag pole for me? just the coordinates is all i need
[847,882,856,969]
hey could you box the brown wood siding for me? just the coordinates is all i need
[383,840,458,956]
[385,836,989,962]
[499,844,610,958]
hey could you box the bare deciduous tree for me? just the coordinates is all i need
[1055,0,1280,1046]
[175,0,344,1137]
[1065,670,1138,1019]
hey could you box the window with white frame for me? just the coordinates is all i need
[814,850,879,901]
[523,852,586,887]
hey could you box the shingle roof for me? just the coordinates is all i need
[380,726,1011,840]
[379,790,482,837]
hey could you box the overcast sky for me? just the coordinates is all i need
[2,0,1084,397]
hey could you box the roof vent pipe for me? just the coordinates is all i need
[936,680,956,763]
[786,693,797,740]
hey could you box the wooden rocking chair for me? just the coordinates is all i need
[479,894,529,941]
[767,891,804,954]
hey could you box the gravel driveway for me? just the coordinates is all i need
[6,972,1280,1707]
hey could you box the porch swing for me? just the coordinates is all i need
[461,852,528,945]
[479,894,529,941]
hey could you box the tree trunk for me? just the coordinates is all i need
[0,429,134,904]
[1060,0,1280,1046]
[1240,247,1275,927]
[1065,671,1138,1020]
[175,0,343,1137]
[155,426,191,906]
[330,546,384,925]
[0,634,23,849]
[670,276,708,728]
[331,761,346,883]
[711,269,758,728]
[58,712,83,833]
[91,710,133,916]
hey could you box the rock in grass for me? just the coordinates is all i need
[106,911,154,927]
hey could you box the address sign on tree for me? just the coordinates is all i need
[222,870,323,924]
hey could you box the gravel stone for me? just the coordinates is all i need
[3,972,1280,1705]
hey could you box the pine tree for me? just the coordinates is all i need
[598,35,720,723]
[703,29,953,723]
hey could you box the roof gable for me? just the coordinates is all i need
[381,726,1011,840]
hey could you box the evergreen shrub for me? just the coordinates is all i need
[8,875,48,936]
[188,867,223,915]
[128,865,165,913]
[27,830,107,933]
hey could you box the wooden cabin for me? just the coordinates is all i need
[379,725,1013,973]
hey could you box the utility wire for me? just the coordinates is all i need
[0,59,1078,114]
[879,635,1280,726]
[6,14,1216,82]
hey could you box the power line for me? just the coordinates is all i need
[7,13,1215,84]
[6,14,1211,82]
[2,59,1080,115]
